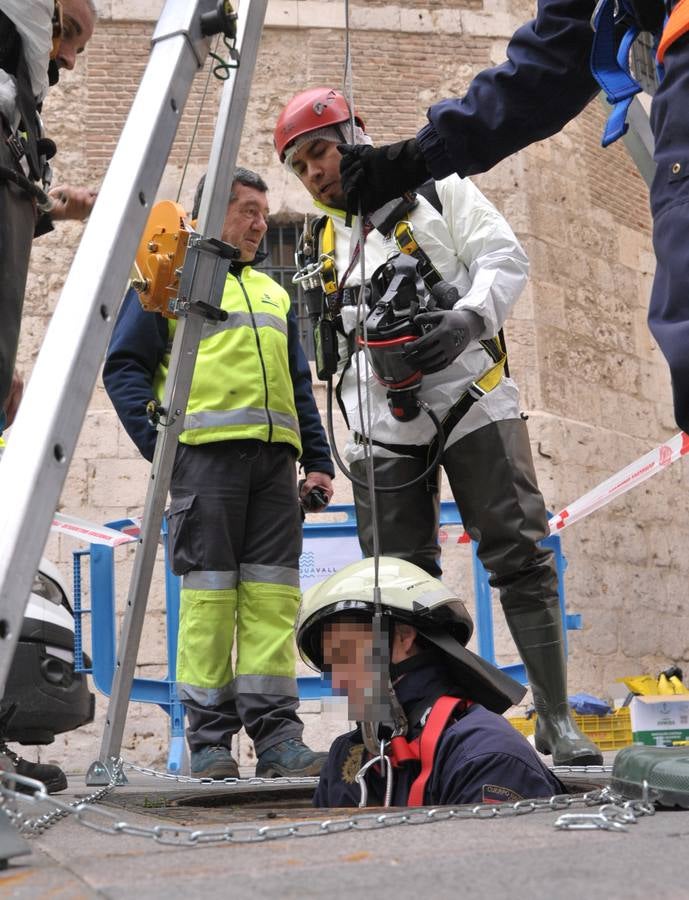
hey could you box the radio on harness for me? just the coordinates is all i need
[293,215,339,379]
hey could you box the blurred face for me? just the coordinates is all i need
[322,620,418,721]
[221,182,269,261]
[290,139,346,210]
[56,0,95,71]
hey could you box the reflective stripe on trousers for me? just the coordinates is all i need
[176,568,300,707]
[176,576,237,698]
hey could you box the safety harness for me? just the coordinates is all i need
[314,184,509,463]
[361,695,472,807]
[0,9,58,210]
[590,0,686,147]
[318,216,340,301]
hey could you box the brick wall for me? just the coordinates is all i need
[13,3,689,771]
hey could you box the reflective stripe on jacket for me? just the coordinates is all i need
[156,266,302,456]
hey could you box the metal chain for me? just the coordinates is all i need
[122,760,319,787]
[554,776,656,831]
[0,759,124,836]
[0,761,655,846]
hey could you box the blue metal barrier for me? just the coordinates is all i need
[73,524,187,772]
[72,503,579,772]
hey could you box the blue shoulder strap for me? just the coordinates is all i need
[590,0,643,146]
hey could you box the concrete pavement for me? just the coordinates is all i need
[3,763,689,899]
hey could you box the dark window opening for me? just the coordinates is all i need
[631,32,660,96]
[258,221,314,360]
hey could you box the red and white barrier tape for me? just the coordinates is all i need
[50,433,689,547]
[549,431,689,534]
[50,513,139,547]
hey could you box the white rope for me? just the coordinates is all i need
[176,35,221,205]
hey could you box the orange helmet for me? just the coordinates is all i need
[274,87,365,162]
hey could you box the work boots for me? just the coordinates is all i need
[190,744,240,779]
[504,605,603,767]
[255,738,328,778]
[0,740,68,794]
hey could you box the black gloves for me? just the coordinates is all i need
[338,139,430,215]
[404,309,483,374]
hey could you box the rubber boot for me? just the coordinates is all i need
[504,605,603,766]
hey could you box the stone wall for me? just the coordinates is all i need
[13,1,688,772]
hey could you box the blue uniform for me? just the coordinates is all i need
[314,658,565,808]
[414,0,689,432]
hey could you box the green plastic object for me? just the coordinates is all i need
[612,746,689,808]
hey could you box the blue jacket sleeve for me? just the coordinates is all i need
[416,0,599,178]
[102,288,168,463]
[288,305,335,478]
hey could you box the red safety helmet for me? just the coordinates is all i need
[274,87,365,162]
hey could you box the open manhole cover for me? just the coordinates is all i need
[174,787,316,808]
[101,785,319,825]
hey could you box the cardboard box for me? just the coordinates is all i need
[630,695,689,746]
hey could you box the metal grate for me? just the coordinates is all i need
[258,222,315,359]
[631,31,660,96]
[72,549,92,674]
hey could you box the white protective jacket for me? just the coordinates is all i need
[317,174,529,461]
[0,0,53,104]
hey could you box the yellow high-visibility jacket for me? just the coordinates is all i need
[154,264,302,457]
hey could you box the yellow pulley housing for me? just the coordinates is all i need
[132,200,194,319]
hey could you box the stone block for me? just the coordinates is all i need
[266,1,299,28]
[110,0,163,20]
[89,458,150,508]
[74,410,120,460]
[296,2,345,28]
[461,10,520,37]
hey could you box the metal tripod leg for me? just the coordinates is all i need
[0,0,218,694]
[598,94,656,189]
[87,0,268,784]
[622,96,655,189]
[0,809,30,868]
[0,0,256,859]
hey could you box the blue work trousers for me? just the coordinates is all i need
[649,32,689,432]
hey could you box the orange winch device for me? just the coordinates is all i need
[131,200,194,319]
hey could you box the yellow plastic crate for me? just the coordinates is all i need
[508,707,632,751]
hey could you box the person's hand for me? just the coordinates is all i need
[338,139,429,215]
[299,472,334,511]
[403,309,483,374]
[3,369,24,428]
[48,185,98,221]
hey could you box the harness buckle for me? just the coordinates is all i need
[418,706,433,728]
[319,252,339,297]
[467,382,486,401]
[5,130,25,164]
[394,220,420,255]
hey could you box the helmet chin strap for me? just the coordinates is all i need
[360,674,409,756]
[358,668,409,807]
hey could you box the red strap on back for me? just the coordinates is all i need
[389,695,470,807]
[390,735,419,764]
